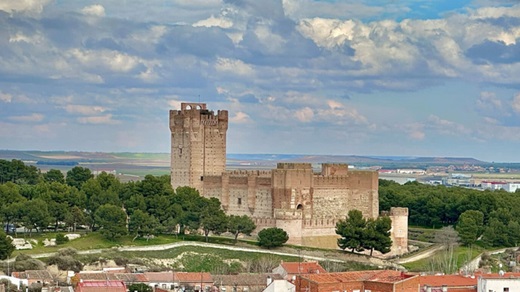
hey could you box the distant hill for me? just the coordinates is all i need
[0,150,487,166]
[227,153,486,166]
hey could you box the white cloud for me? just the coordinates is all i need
[63,105,108,115]
[8,113,44,122]
[77,114,119,125]
[193,15,233,28]
[428,115,472,136]
[0,92,12,103]
[81,4,105,17]
[168,99,184,110]
[512,93,520,114]
[229,111,252,124]
[0,0,51,15]
[9,33,44,44]
[215,58,255,77]
[295,107,314,122]
[68,49,141,73]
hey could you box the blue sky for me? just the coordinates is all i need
[1,0,520,162]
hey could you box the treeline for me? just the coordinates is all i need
[0,159,255,242]
[379,179,520,247]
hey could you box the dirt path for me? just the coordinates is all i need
[14,241,404,270]
[395,244,446,264]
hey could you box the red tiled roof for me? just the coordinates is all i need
[173,272,213,283]
[213,273,283,286]
[12,270,53,280]
[78,281,125,288]
[419,275,477,287]
[478,272,520,279]
[77,272,147,283]
[303,270,412,284]
[144,272,174,282]
[280,261,327,275]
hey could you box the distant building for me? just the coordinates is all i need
[76,280,126,292]
[419,274,477,292]
[481,181,520,192]
[478,273,520,292]
[272,261,327,281]
[294,270,419,292]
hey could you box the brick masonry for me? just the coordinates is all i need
[170,103,408,254]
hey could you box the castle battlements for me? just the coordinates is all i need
[169,103,407,253]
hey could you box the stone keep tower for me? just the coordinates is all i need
[169,103,228,192]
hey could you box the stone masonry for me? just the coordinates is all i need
[169,103,408,254]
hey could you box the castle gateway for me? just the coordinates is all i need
[170,103,407,253]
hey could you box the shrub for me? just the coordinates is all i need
[257,227,289,249]
[55,234,69,245]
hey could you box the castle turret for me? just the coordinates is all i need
[170,103,228,193]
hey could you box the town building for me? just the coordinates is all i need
[477,273,520,292]
[75,280,126,292]
[169,103,408,254]
[272,261,327,281]
[294,270,419,292]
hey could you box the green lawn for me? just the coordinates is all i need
[13,232,182,256]
[403,245,483,272]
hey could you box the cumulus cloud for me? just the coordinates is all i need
[81,4,105,17]
[0,92,12,103]
[77,114,119,125]
[295,107,314,122]
[0,0,51,15]
[193,15,233,28]
[215,58,255,76]
[427,115,472,136]
[229,111,252,123]
[63,105,108,115]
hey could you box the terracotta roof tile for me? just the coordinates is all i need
[303,270,412,284]
[173,272,213,283]
[213,274,283,286]
[144,272,174,282]
[279,261,327,275]
[419,275,477,287]
[478,272,520,279]
[78,281,125,287]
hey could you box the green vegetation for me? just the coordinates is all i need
[380,179,520,248]
[0,230,15,260]
[257,227,289,249]
[402,245,483,272]
[336,209,392,256]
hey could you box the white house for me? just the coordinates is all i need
[478,273,520,292]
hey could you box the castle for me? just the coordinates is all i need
[170,103,408,254]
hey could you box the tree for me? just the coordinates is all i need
[94,204,128,240]
[363,216,392,256]
[43,169,65,183]
[257,227,288,249]
[200,198,228,242]
[128,283,152,292]
[0,230,15,260]
[456,210,484,246]
[128,210,159,241]
[20,199,52,235]
[66,166,93,189]
[227,215,256,243]
[336,209,367,252]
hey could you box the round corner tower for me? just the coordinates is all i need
[169,103,228,193]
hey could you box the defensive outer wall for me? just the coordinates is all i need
[170,103,408,254]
